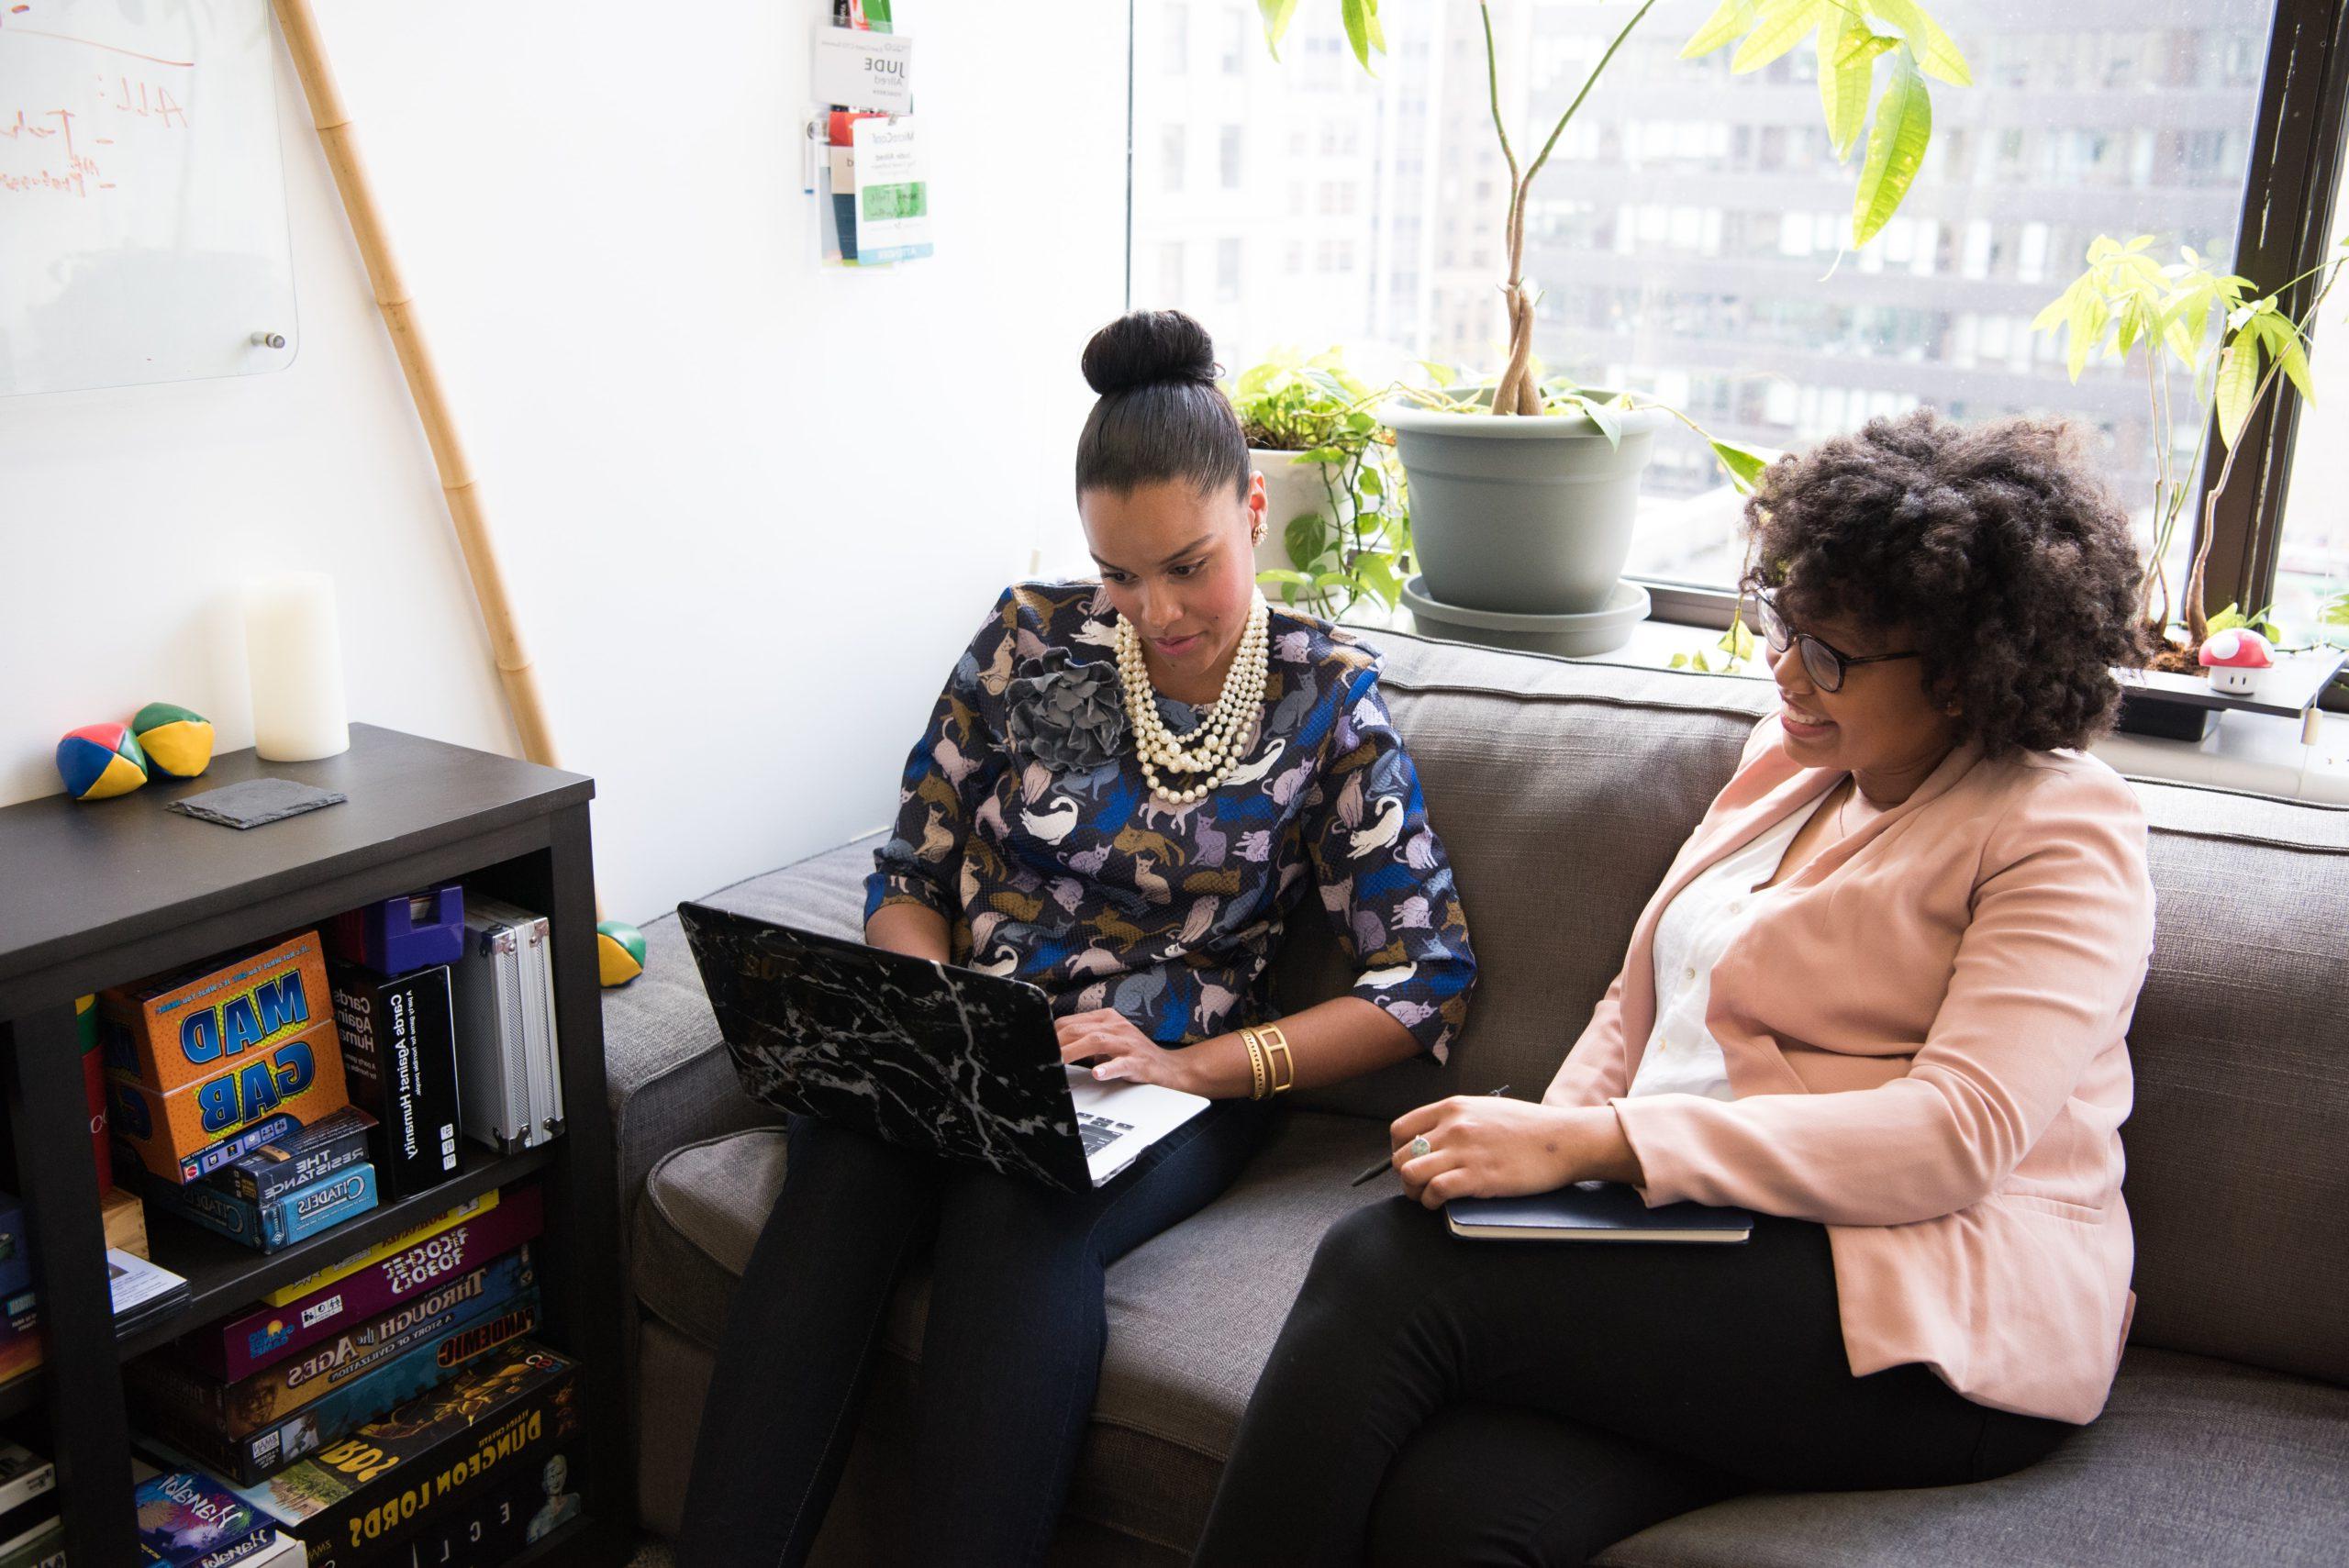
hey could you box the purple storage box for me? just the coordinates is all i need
[328,884,464,976]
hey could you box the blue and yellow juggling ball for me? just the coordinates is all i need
[131,701,214,778]
[56,722,149,801]
[596,919,647,987]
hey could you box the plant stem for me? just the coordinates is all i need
[1486,0,1660,417]
[2179,258,2344,647]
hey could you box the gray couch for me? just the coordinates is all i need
[603,630,2349,1566]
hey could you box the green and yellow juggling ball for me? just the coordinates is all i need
[56,722,149,801]
[596,919,647,987]
[131,702,215,778]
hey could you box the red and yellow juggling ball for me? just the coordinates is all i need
[56,723,150,801]
[131,701,215,778]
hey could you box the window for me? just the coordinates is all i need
[1131,0,2282,593]
[1217,237,1243,301]
[1163,4,1187,72]
[1160,240,1186,300]
[2273,150,2349,646]
[1161,125,1186,195]
[1221,6,1247,75]
[1220,126,1243,191]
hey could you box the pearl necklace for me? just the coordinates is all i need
[1114,595,1271,804]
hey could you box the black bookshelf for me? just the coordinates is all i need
[0,724,634,1566]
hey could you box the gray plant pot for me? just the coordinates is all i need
[1381,396,1665,617]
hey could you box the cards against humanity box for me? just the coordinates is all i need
[328,962,461,1201]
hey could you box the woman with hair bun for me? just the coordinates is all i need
[678,308,1478,1567]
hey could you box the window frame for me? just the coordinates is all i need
[1121,0,2349,661]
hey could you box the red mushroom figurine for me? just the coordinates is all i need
[2199,628,2274,695]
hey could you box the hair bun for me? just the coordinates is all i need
[1081,309,1219,397]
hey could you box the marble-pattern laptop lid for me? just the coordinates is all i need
[677,903,1094,1193]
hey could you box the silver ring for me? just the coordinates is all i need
[1408,1135,1431,1159]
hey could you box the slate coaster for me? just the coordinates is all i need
[166,777,348,830]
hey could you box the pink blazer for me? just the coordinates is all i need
[1545,715,2155,1424]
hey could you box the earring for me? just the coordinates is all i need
[1251,523,1267,545]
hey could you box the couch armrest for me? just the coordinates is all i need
[599,833,883,1229]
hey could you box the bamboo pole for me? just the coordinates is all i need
[272,0,562,774]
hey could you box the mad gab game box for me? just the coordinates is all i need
[101,932,352,1184]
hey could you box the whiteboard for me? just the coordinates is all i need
[0,0,296,396]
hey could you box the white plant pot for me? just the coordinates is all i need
[1250,447,1355,575]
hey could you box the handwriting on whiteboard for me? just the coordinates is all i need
[0,7,193,200]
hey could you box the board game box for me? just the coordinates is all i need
[133,1246,539,1440]
[329,961,462,1201]
[142,1292,543,1484]
[262,1190,498,1309]
[217,1107,377,1207]
[187,1341,581,1568]
[147,1163,380,1253]
[188,1184,541,1384]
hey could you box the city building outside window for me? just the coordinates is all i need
[1130,0,2289,600]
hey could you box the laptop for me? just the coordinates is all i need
[676,904,1211,1193]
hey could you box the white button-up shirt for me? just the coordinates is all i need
[1624,805,1811,1102]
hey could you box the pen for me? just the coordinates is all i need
[1349,1085,1512,1186]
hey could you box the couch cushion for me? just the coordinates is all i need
[2114,784,2349,1387]
[1596,1347,2349,1568]
[635,1109,1399,1550]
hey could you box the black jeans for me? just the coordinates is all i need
[1193,1201,2072,1567]
[678,1099,1274,1568]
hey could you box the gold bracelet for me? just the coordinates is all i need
[1259,1024,1296,1095]
[1241,1028,1269,1101]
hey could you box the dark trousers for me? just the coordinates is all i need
[1193,1201,2072,1567]
[678,1099,1273,1568]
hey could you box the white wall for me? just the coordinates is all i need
[1,1,1128,923]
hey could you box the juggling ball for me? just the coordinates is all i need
[131,701,215,778]
[56,723,149,801]
[597,919,647,986]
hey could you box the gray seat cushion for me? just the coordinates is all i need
[637,1119,2349,1562]
[1597,1348,2349,1568]
[634,1109,1398,1551]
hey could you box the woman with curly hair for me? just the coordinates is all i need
[1193,409,2155,1567]
[677,306,1476,1568]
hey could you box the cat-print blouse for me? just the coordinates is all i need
[864,582,1477,1059]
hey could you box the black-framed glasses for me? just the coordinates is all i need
[1752,593,1921,694]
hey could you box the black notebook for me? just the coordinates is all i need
[1446,1182,1754,1242]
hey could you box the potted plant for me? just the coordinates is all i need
[1259,0,1968,642]
[2034,233,2349,736]
[1229,348,1414,626]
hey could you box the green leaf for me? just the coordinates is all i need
[1850,49,1932,248]
[2214,336,2263,449]
[1681,0,1759,58]
[1817,9,1867,159]
[1355,465,1385,497]
[1340,0,1377,72]
[1668,651,1699,671]
[1412,359,1461,389]
[2321,591,2349,629]
[1257,0,1300,60]
[1717,614,1759,662]
[1866,0,1971,85]
[1709,438,1775,491]
[1364,0,1386,54]
[1357,552,1405,609]
[1286,514,1333,571]
[1577,395,1624,450]
[1731,0,1827,74]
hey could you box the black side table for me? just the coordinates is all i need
[0,724,632,1566]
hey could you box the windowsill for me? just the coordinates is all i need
[1390,612,2349,806]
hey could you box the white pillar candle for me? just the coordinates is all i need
[243,571,351,762]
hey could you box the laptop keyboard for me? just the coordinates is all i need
[1077,1111,1135,1157]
